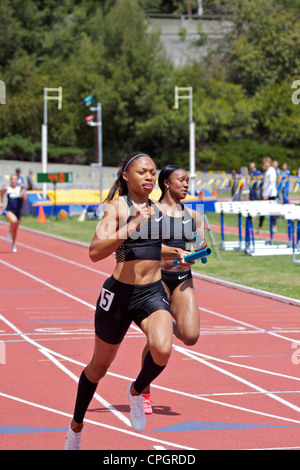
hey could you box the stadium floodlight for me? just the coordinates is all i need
[173,86,196,197]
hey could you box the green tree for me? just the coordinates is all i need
[253,80,300,147]
[223,0,300,95]
[98,0,174,163]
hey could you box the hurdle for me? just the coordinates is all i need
[283,205,300,264]
[214,201,266,251]
[215,201,243,251]
[241,201,298,256]
[215,200,299,256]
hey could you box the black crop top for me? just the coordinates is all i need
[163,204,196,250]
[115,196,163,263]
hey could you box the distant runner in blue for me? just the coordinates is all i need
[281,163,291,204]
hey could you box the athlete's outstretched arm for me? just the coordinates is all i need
[161,244,194,267]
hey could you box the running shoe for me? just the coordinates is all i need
[12,244,17,253]
[126,383,146,432]
[6,233,12,244]
[142,393,152,414]
[64,422,82,450]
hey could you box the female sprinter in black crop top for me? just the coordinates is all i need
[140,164,207,414]
[65,153,191,449]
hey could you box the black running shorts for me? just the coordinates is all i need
[161,269,193,295]
[95,276,170,344]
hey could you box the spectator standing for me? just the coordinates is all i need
[248,162,263,201]
[26,170,36,190]
[230,169,240,199]
[257,157,278,233]
[15,168,25,187]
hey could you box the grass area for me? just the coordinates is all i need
[18,214,300,301]
[20,214,97,245]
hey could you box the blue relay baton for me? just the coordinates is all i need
[173,247,212,266]
[192,230,202,248]
[192,230,208,264]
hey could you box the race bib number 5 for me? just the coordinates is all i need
[99,288,115,311]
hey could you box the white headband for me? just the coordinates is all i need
[124,153,150,171]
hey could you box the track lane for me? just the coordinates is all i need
[0,223,300,450]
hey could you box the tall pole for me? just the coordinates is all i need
[41,88,48,199]
[97,103,103,209]
[41,87,62,199]
[189,87,196,197]
[88,102,103,215]
[174,86,196,196]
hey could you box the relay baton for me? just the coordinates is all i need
[192,230,202,247]
[192,230,209,264]
[173,247,212,266]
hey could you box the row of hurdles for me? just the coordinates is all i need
[215,200,300,263]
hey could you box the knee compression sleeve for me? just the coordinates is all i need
[133,351,166,394]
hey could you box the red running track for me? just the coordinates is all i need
[0,222,300,451]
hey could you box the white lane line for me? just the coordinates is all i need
[0,235,109,277]
[173,344,300,414]
[183,349,300,382]
[1,232,297,343]
[195,391,300,398]
[3,225,299,307]
[3,312,300,427]
[0,392,196,450]
[0,311,131,428]
[2,308,300,427]
[0,259,95,309]
[1,257,300,426]
[199,306,300,344]
[40,348,131,428]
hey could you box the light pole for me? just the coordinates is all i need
[173,86,196,196]
[0,80,5,104]
[81,96,103,214]
[41,87,62,199]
